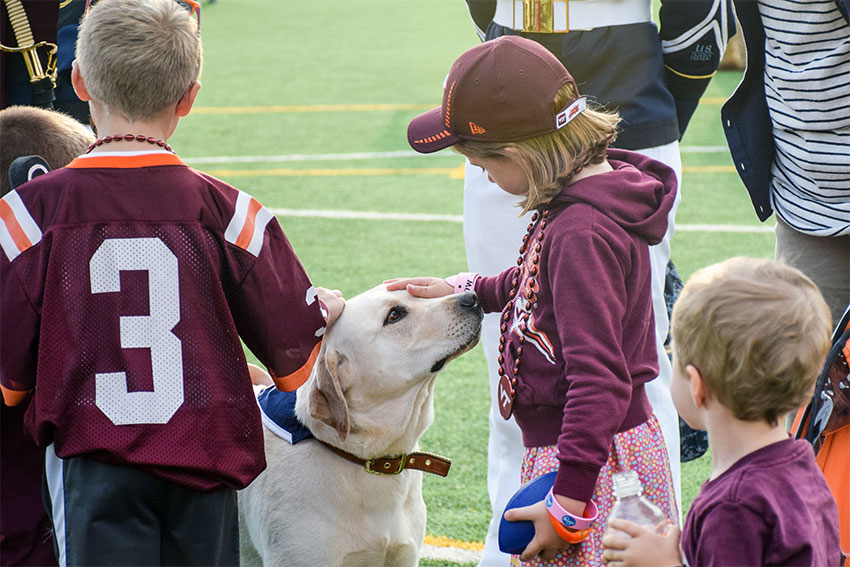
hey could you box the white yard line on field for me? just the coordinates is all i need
[270,208,774,234]
[190,97,727,117]
[183,146,728,165]
[420,542,483,564]
[421,535,484,565]
[183,149,767,233]
[184,150,426,164]
[272,208,464,223]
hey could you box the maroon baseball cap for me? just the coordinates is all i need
[408,35,586,154]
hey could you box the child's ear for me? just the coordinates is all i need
[70,61,91,102]
[686,364,710,408]
[503,147,520,160]
[176,81,201,117]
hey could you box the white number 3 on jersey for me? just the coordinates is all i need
[90,238,184,425]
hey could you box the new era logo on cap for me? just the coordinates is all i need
[469,122,486,135]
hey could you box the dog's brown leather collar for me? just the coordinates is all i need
[316,440,451,477]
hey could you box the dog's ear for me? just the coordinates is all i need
[308,349,350,442]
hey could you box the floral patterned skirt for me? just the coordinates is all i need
[511,415,678,567]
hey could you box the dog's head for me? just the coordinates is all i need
[297,286,482,456]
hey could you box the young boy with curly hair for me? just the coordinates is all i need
[602,257,840,566]
[0,0,343,564]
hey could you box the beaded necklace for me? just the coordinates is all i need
[497,208,549,420]
[86,134,173,154]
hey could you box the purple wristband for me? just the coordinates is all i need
[545,488,599,531]
[444,272,479,294]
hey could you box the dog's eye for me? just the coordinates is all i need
[383,306,407,326]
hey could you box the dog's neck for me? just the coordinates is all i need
[296,375,437,459]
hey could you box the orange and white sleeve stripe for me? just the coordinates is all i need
[0,190,43,262]
[224,190,274,257]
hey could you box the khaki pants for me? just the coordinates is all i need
[775,217,850,326]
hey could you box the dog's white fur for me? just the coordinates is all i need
[239,285,482,567]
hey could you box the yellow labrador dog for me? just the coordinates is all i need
[239,285,482,567]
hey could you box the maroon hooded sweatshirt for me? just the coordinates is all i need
[473,148,678,502]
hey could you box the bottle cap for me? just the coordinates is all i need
[612,470,643,499]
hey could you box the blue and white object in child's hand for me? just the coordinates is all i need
[498,471,557,554]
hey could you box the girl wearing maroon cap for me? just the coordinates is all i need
[388,35,678,566]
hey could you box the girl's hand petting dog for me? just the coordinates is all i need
[384,277,453,298]
[601,519,683,567]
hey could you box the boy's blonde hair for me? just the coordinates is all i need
[0,106,94,195]
[671,257,832,426]
[75,0,202,121]
[456,82,620,215]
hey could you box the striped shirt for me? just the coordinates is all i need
[759,0,850,236]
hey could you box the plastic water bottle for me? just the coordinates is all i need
[605,470,668,535]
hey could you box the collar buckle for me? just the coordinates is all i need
[365,456,405,475]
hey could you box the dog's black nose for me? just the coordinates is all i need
[457,291,479,310]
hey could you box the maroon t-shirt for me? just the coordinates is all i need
[683,438,840,566]
[0,151,326,491]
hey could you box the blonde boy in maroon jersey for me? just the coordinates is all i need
[0,0,343,564]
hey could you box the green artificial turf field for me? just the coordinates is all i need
[168,1,774,563]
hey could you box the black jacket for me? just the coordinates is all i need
[721,0,850,221]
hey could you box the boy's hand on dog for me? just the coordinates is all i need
[504,500,571,562]
[384,277,453,298]
[601,519,682,567]
[316,287,345,327]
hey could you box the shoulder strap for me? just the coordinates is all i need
[796,309,850,451]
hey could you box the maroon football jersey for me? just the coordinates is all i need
[0,151,326,490]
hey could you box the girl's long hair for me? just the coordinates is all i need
[456,82,620,215]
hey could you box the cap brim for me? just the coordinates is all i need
[407,107,460,154]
